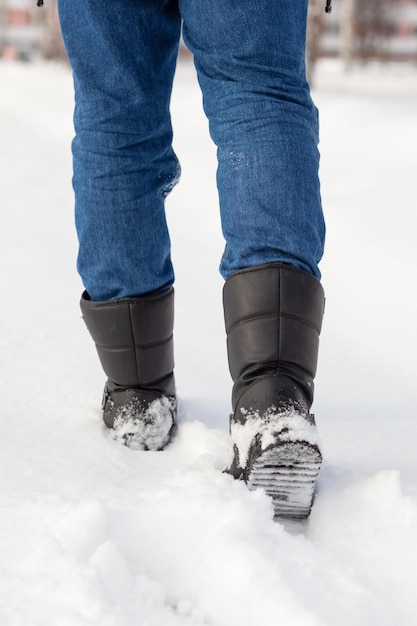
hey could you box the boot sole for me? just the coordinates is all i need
[247,441,322,519]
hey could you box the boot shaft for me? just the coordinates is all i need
[223,263,325,415]
[80,288,175,396]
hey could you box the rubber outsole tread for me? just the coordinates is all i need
[247,441,322,519]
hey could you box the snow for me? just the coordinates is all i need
[111,395,176,451]
[1,57,417,625]
[231,409,321,468]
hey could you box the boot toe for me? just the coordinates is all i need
[103,386,176,450]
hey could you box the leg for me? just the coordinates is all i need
[58,0,181,448]
[181,0,326,516]
[180,0,325,279]
[58,0,182,301]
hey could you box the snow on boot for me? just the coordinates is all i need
[80,288,176,450]
[223,263,325,519]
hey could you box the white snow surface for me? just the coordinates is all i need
[231,409,322,468]
[112,396,176,451]
[1,58,417,625]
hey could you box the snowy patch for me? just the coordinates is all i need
[231,408,322,468]
[112,396,176,450]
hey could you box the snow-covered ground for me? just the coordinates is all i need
[1,57,417,625]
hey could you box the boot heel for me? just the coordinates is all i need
[247,441,322,519]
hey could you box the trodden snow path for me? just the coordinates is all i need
[1,58,417,625]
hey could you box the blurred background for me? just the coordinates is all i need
[1,0,417,79]
[0,0,65,62]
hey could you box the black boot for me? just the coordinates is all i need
[223,263,325,518]
[80,287,176,450]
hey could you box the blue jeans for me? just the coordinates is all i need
[58,0,325,301]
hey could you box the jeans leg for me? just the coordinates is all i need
[58,0,181,300]
[180,0,325,279]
